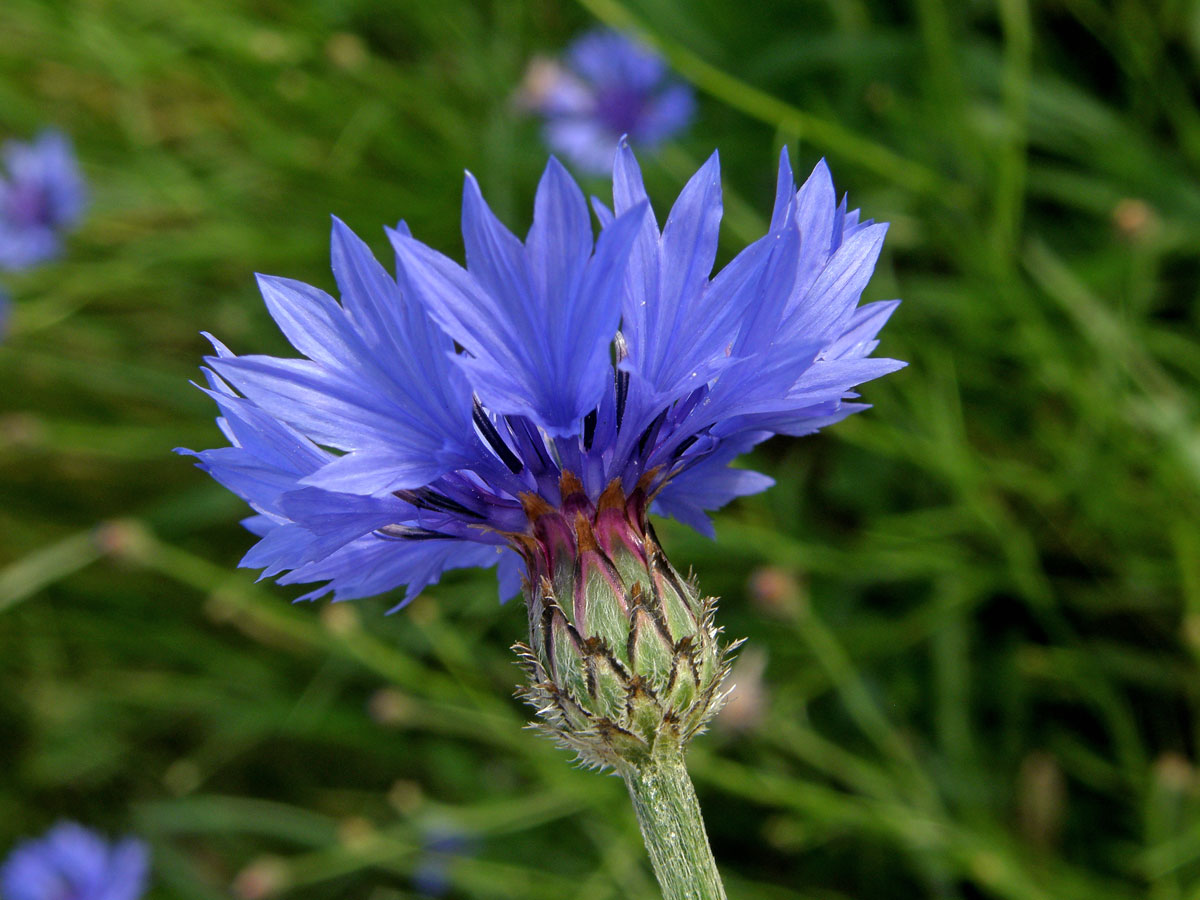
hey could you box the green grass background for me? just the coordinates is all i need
[2,0,1200,897]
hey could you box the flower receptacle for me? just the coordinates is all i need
[513,473,739,770]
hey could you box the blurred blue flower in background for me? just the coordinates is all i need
[520,28,694,174]
[0,822,149,900]
[0,129,87,270]
[411,827,477,897]
[181,143,902,608]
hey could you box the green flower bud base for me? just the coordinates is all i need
[511,473,737,898]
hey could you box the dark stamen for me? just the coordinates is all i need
[473,397,524,474]
[615,370,629,432]
[583,408,597,450]
[505,415,553,470]
[671,434,699,459]
[395,487,484,520]
[614,333,630,431]
[377,524,455,541]
[637,408,668,457]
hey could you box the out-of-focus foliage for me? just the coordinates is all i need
[1,1,1199,898]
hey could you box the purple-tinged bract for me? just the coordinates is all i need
[0,130,86,270]
[0,822,149,900]
[520,28,694,174]
[180,144,904,610]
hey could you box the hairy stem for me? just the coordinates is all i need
[622,751,727,900]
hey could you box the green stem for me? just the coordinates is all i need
[621,752,727,900]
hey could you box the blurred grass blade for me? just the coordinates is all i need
[577,0,953,197]
[0,530,102,613]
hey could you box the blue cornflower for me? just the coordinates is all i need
[0,822,149,900]
[411,827,477,897]
[181,144,903,611]
[520,28,694,174]
[0,129,87,270]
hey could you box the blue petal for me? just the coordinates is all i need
[496,548,524,602]
[327,220,482,463]
[823,299,901,359]
[210,351,481,487]
[254,224,482,492]
[0,223,61,269]
[724,400,872,438]
[768,146,796,233]
[526,156,592,313]
[636,82,696,144]
[568,29,664,90]
[209,354,419,449]
[240,523,315,578]
[181,445,305,515]
[787,356,907,405]
[299,448,457,495]
[786,222,889,342]
[329,216,407,353]
[654,438,774,537]
[393,185,645,436]
[280,536,507,608]
[241,514,277,537]
[679,224,804,432]
[390,218,539,420]
[279,486,413,559]
[459,172,540,353]
[610,142,662,370]
[553,196,647,428]
[611,138,658,227]
[542,119,617,175]
[103,839,151,900]
[255,273,368,371]
[194,368,329,474]
[793,159,837,289]
[177,373,330,515]
[1,824,147,900]
[590,196,615,227]
[623,150,726,402]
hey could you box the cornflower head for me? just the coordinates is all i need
[0,822,149,900]
[519,28,694,174]
[0,129,86,270]
[182,143,902,767]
